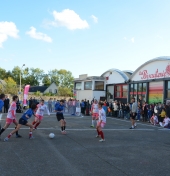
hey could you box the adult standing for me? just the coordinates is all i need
[29,97,33,108]
[166,102,170,118]
[4,95,10,113]
[129,98,138,129]
[48,98,53,113]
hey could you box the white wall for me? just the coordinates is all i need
[76,90,93,101]
[75,90,105,102]
[44,83,57,94]
[93,91,106,101]
[102,71,125,84]
[131,60,170,81]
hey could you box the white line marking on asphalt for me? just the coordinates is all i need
[108,117,158,128]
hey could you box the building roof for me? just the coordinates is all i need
[29,86,48,93]
[101,68,129,81]
[130,56,170,79]
[74,76,105,81]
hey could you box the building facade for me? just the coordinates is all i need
[74,56,170,104]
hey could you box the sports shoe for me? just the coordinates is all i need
[137,120,139,121]
[129,127,134,129]
[96,135,99,138]
[61,131,66,134]
[99,139,105,142]
[81,116,84,117]
[16,134,22,138]
[90,125,94,128]
[29,136,34,139]
[4,137,9,142]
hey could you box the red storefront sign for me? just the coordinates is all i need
[139,64,170,80]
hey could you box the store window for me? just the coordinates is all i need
[75,82,82,90]
[95,81,104,90]
[84,81,92,90]
[130,83,147,102]
[106,86,114,101]
[167,81,170,98]
[115,85,127,98]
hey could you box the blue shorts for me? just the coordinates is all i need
[19,118,28,125]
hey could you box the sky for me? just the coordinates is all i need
[1,0,170,78]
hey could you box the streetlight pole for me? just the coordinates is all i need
[20,64,25,101]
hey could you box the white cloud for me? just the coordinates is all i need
[26,27,52,43]
[131,37,135,43]
[0,21,19,48]
[124,37,127,40]
[48,9,89,30]
[91,15,98,23]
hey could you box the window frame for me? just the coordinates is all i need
[94,81,104,91]
[75,82,82,90]
[115,84,127,98]
[84,81,92,90]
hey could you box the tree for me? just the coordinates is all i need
[42,74,51,86]
[4,77,18,95]
[58,87,73,97]
[11,66,21,85]
[48,69,74,89]
[0,68,7,80]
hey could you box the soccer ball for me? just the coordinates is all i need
[49,133,55,139]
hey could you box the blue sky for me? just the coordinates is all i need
[0,0,170,78]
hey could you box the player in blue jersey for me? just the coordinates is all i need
[4,104,37,141]
[55,100,66,134]
[0,94,5,113]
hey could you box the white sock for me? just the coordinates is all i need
[92,120,95,126]
[132,125,134,128]
[134,123,137,126]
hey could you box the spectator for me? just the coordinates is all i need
[150,113,158,125]
[29,97,33,108]
[137,106,141,121]
[4,95,10,113]
[159,115,170,128]
[159,108,166,122]
[165,102,170,117]
[80,100,85,117]
[48,98,53,113]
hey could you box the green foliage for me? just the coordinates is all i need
[42,75,51,86]
[43,92,55,96]
[58,87,73,97]
[0,68,7,80]
[33,91,41,96]
[4,77,18,95]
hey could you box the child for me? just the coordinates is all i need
[55,100,66,134]
[32,99,50,129]
[159,116,170,128]
[150,113,158,125]
[91,99,99,127]
[4,104,37,141]
[159,108,166,122]
[0,95,22,138]
[96,102,106,142]
[147,107,152,122]
[137,106,141,122]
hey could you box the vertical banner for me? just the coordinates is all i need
[23,85,30,106]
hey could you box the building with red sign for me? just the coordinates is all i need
[128,56,170,104]
[74,56,170,104]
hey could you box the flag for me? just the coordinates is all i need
[23,85,30,106]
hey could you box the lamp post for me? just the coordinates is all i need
[19,64,25,101]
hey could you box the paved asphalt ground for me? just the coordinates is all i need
[0,113,170,176]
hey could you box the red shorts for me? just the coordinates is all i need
[35,114,43,120]
[97,121,106,128]
[92,113,99,119]
[6,118,17,124]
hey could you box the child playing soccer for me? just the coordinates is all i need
[4,104,37,141]
[96,102,106,142]
[91,99,99,127]
[0,95,22,138]
[55,100,66,134]
[32,100,50,129]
